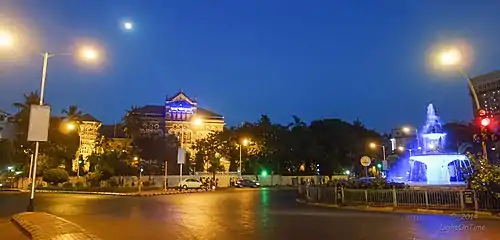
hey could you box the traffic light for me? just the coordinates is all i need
[478,109,491,127]
[260,170,268,176]
[78,155,84,165]
[376,163,382,169]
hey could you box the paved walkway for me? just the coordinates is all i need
[0,219,27,240]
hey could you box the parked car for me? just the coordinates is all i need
[178,178,204,189]
[236,179,260,188]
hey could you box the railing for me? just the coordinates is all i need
[297,185,500,212]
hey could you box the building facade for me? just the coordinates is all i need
[73,114,102,172]
[138,92,225,152]
[75,91,226,173]
[471,70,500,115]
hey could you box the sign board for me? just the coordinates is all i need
[177,148,186,164]
[27,105,51,142]
[360,156,371,167]
[382,160,388,170]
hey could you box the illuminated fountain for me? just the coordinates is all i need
[407,104,470,185]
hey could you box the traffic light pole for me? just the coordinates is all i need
[460,67,488,160]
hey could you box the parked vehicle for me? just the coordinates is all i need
[236,179,260,188]
[178,178,204,189]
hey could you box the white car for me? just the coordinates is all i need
[178,178,204,189]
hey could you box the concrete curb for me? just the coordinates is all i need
[295,199,500,220]
[17,188,216,196]
[11,212,100,240]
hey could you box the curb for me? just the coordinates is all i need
[19,188,216,196]
[295,199,500,220]
[11,212,100,240]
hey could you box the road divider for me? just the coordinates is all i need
[11,212,100,240]
[295,198,500,220]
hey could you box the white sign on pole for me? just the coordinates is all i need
[177,148,186,164]
[360,156,371,167]
[27,105,51,142]
[382,160,388,170]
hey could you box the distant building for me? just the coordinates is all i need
[0,110,16,140]
[73,91,226,173]
[73,114,102,172]
[137,91,227,171]
[470,70,500,115]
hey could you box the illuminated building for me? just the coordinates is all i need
[73,91,225,173]
[73,114,102,172]
[471,70,500,115]
[0,110,15,140]
[138,91,225,151]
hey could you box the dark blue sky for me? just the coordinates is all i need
[1,1,500,132]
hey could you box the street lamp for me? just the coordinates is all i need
[369,142,386,161]
[402,126,420,150]
[435,46,487,158]
[0,31,13,47]
[66,122,76,131]
[12,45,101,212]
[398,146,413,156]
[177,116,203,182]
[238,138,250,176]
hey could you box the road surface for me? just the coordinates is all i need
[1,189,500,239]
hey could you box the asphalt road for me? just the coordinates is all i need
[1,189,500,240]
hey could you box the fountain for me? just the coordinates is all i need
[406,104,470,185]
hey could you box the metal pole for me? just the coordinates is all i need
[164,160,168,190]
[239,144,242,176]
[180,125,184,183]
[459,67,488,159]
[382,145,386,161]
[27,52,49,212]
[138,161,142,193]
[415,129,420,150]
[28,154,33,185]
[365,166,368,178]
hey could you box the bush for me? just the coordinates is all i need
[74,182,84,188]
[86,171,103,187]
[326,178,409,190]
[62,182,73,188]
[42,169,69,185]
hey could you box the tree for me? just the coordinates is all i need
[42,168,69,185]
[122,106,143,138]
[61,105,83,122]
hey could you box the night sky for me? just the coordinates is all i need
[1,1,500,132]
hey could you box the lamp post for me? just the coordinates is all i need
[398,146,413,156]
[0,32,100,211]
[238,138,249,177]
[402,126,420,151]
[436,46,487,158]
[178,117,203,182]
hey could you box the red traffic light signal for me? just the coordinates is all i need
[481,117,491,127]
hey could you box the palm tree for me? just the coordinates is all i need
[122,106,143,138]
[62,105,83,121]
[13,92,41,135]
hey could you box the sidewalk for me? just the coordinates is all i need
[296,198,500,220]
[0,219,27,240]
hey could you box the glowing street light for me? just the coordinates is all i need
[192,117,203,126]
[434,43,487,158]
[369,142,386,161]
[438,48,462,66]
[66,122,76,131]
[401,126,420,150]
[239,138,250,176]
[79,47,99,61]
[0,31,13,47]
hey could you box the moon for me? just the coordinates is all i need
[124,22,133,30]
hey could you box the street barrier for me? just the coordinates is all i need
[298,185,500,212]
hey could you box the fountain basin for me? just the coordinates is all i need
[410,154,470,185]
